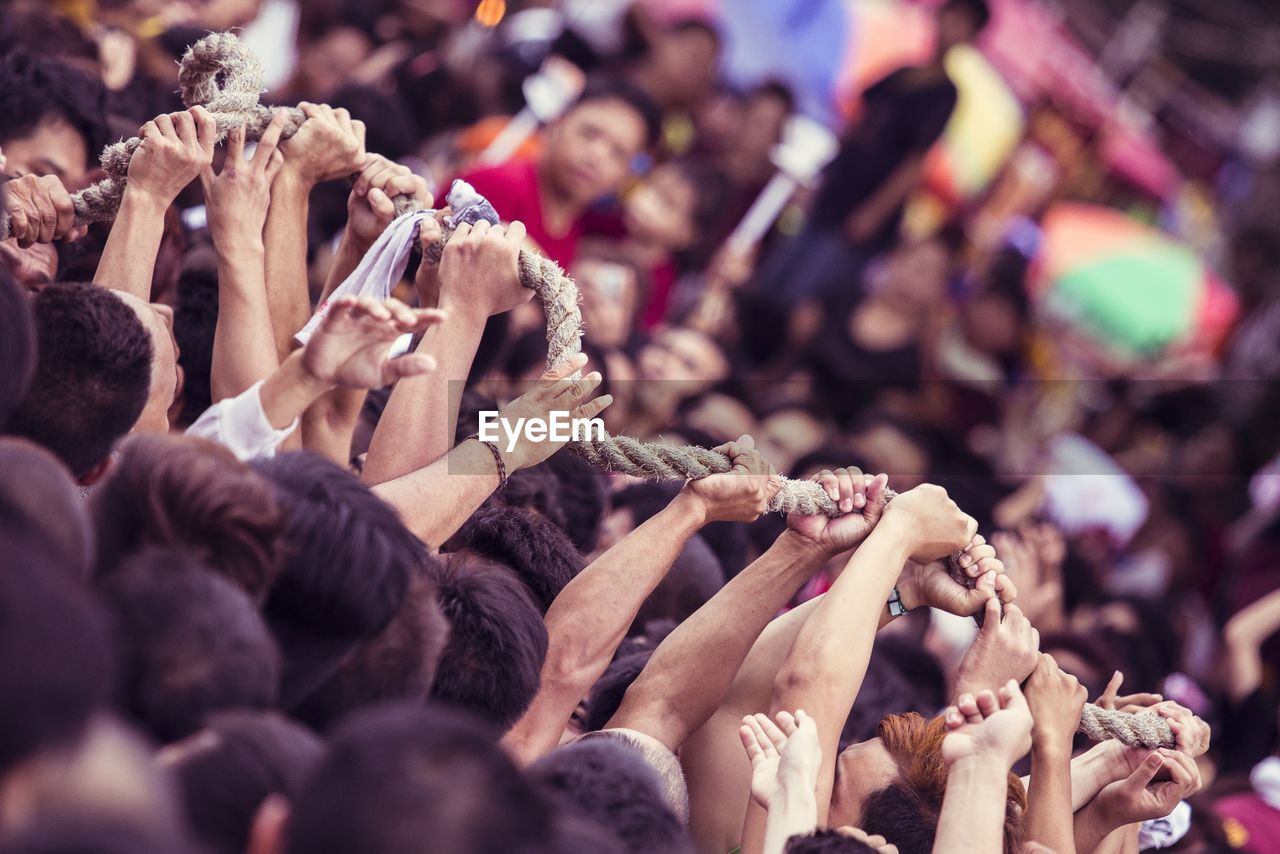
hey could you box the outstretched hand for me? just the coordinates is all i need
[200,112,287,249]
[495,353,613,472]
[301,296,445,389]
[1093,748,1202,827]
[740,709,822,810]
[786,468,889,555]
[941,680,1033,769]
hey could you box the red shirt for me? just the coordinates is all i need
[456,159,623,269]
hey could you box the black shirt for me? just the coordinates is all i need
[809,68,958,247]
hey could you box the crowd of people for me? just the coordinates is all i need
[0,0,1277,852]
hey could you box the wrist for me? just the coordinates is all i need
[950,752,1013,781]
[294,350,338,396]
[671,489,710,528]
[1031,730,1073,760]
[120,185,171,219]
[776,528,833,562]
[276,164,316,194]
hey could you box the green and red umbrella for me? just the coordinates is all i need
[1033,203,1238,358]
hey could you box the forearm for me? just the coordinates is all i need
[321,234,369,302]
[504,494,707,766]
[1026,738,1077,854]
[263,170,314,361]
[1065,742,1125,811]
[934,756,1010,854]
[258,349,333,428]
[94,188,167,300]
[300,388,367,465]
[370,439,501,547]
[1072,802,1131,854]
[212,241,279,401]
[361,304,489,485]
[771,523,909,821]
[608,532,829,751]
[760,789,818,854]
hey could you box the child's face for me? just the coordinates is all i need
[624,167,698,252]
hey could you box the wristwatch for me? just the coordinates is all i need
[886,587,910,617]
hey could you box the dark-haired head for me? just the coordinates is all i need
[9,283,153,480]
[254,452,420,708]
[293,569,450,732]
[0,537,113,776]
[937,0,990,53]
[0,438,94,579]
[287,703,555,854]
[443,504,584,612]
[427,555,548,731]
[166,711,323,854]
[631,534,723,633]
[0,266,35,432]
[100,547,280,742]
[529,734,693,854]
[785,829,878,853]
[544,451,609,553]
[93,434,284,600]
[0,51,108,184]
[542,77,659,208]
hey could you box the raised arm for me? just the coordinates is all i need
[1221,587,1280,703]
[768,484,977,826]
[371,357,610,548]
[1023,653,1088,854]
[95,107,216,300]
[300,154,435,464]
[739,711,823,854]
[935,682,1034,854]
[265,102,366,362]
[202,115,288,401]
[503,442,774,766]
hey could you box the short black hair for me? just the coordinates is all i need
[9,283,153,478]
[427,555,548,732]
[286,703,556,854]
[0,51,109,165]
[171,711,324,854]
[443,504,584,613]
[544,451,609,553]
[254,453,420,708]
[662,159,729,237]
[93,434,285,601]
[528,737,694,854]
[785,830,878,853]
[0,265,36,432]
[750,78,796,113]
[0,536,113,775]
[172,248,219,429]
[580,649,655,733]
[293,569,450,732]
[0,438,94,580]
[573,77,663,150]
[100,547,281,742]
[942,0,991,33]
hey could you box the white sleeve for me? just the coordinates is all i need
[185,381,298,461]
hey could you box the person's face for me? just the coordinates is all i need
[757,410,824,475]
[738,92,790,162]
[681,393,756,445]
[885,240,949,309]
[0,121,86,289]
[574,258,638,348]
[651,29,719,107]
[624,167,697,251]
[116,292,182,433]
[2,118,89,187]
[963,293,1020,355]
[849,424,927,490]
[830,738,897,826]
[296,27,372,99]
[637,328,728,389]
[543,99,647,205]
[935,6,978,56]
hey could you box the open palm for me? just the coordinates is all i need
[302,296,445,389]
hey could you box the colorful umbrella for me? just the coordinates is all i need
[1034,203,1238,357]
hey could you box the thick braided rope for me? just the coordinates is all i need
[2,32,1175,750]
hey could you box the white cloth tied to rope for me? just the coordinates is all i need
[293,180,500,349]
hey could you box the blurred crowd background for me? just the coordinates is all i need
[3,0,1280,850]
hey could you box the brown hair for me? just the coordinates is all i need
[92,434,284,601]
[860,713,1026,854]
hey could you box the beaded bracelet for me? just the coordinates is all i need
[465,434,508,490]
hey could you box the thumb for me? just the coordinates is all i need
[1098,671,1124,709]
[384,353,437,382]
[863,473,889,522]
[1125,752,1163,790]
[979,583,1002,626]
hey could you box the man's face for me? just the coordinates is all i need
[542,99,647,206]
[831,737,898,827]
[0,120,88,290]
[115,291,183,434]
